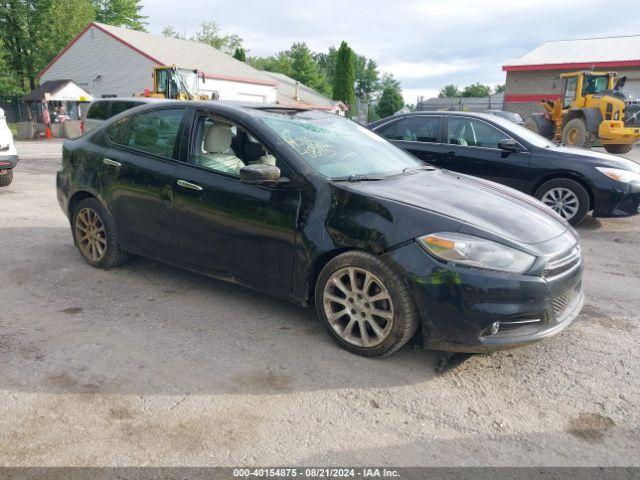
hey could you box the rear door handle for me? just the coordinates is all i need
[445,151,457,158]
[103,158,121,167]
[177,179,204,191]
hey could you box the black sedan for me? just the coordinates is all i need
[57,102,583,357]
[368,111,640,225]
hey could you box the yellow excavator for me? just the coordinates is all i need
[137,66,217,101]
[524,71,640,154]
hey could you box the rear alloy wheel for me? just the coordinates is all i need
[535,178,590,226]
[562,118,592,149]
[315,251,418,357]
[72,198,129,268]
[603,144,634,155]
[0,169,13,187]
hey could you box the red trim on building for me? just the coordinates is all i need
[502,60,640,72]
[204,73,278,87]
[504,94,561,103]
[38,23,165,79]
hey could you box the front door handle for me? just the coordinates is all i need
[445,151,457,159]
[177,179,204,191]
[103,158,121,167]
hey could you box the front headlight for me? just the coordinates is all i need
[596,167,640,183]
[417,232,536,274]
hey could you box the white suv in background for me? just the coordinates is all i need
[0,108,18,187]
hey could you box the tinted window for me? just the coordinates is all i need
[447,117,510,149]
[109,101,141,117]
[122,108,185,158]
[378,116,441,143]
[106,117,129,144]
[86,102,109,120]
[563,77,578,108]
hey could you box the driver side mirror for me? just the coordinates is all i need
[498,138,519,152]
[240,164,282,185]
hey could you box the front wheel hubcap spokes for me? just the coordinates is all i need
[542,188,579,220]
[323,267,394,347]
[76,208,107,261]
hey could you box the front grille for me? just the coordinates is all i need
[543,246,581,279]
[553,290,575,316]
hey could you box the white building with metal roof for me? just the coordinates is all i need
[502,35,640,117]
[38,22,278,103]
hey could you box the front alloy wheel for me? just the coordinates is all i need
[540,187,579,221]
[323,267,395,348]
[315,251,419,357]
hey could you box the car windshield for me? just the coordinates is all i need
[258,110,423,179]
[485,114,556,148]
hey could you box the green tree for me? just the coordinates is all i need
[289,42,329,95]
[249,51,293,76]
[161,25,184,39]
[462,82,491,97]
[92,0,145,30]
[233,46,246,62]
[0,0,94,92]
[438,84,460,98]
[377,74,404,118]
[493,83,506,94]
[356,58,380,102]
[314,46,337,89]
[195,21,242,55]
[332,41,355,115]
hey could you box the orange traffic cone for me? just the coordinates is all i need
[45,126,52,139]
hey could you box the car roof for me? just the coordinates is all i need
[89,97,171,105]
[367,110,501,128]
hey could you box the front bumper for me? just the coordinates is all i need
[593,180,640,217]
[0,154,18,170]
[385,242,583,353]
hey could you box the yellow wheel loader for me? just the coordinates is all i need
[137,66,217,101]
[524,71,640,154]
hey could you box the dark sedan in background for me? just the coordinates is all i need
[369,111,640,225]
[57,102,583,357]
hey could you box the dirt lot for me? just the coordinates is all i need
[1,140,639,466]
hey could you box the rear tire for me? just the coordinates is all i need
[72,198,129,268]
[562,118,592,149]
[535,178,590,226]
[603,144,634,154]
[0,169,13,187]
[315,251,419,357]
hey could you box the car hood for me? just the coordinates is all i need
[549,145,640,172]
[341,169,569,245]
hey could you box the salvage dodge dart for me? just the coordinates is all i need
[57,102,584,357]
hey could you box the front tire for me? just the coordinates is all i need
[315,251,419,357]
[0,169,13,187]
[535,178,590,226]
[603,143,634,154]
[562,118,592,149]
[72,198,129,268]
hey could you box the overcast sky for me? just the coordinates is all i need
[141,0,640,104]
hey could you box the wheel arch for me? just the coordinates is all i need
[307,247,361,303]
[531,172,595,210]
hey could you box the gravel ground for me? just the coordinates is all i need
[0,140,639,466]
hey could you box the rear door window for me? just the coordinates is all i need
[86,102,109,120]
[447,117,511,149]
[122,108,186,159]
[377,116,441,143]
